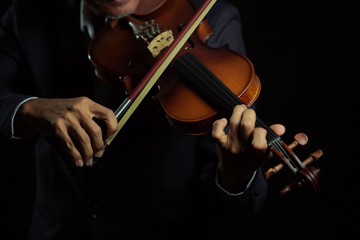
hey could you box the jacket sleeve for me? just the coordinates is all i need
[0,4,37,140]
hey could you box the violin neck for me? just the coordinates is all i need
[173,54,320,190]
[173,52,280,145]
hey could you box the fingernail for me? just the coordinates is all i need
[76,159,84,167]
[86,158,93,166]
[95,150,104,158]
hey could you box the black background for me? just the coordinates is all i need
[228,0,358,239]
[1,0,358,239]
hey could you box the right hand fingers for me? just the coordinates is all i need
[54,118,89,167]
[50,97,117,166]
[17,97,118,166]
[70,97,118,166]
[87,100,118,139]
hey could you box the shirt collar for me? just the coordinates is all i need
[80,0,95,39]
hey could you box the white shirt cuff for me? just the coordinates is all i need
[11,96,38,140]
[216,170,257,197]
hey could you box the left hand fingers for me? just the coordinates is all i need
[214,104,285,156]
[251,127,268,154]
[213,104,258,155]
[228,104,257,152]
[238,106,256,149]
[212,118,228,146]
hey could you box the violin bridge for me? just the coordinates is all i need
[128,20,174,58]
[147,30,174,57]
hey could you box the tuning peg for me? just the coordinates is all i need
[288,133,308,150]
[302,149,323,166]
[264,162,284,180]
[265,133,308,179]
[265,148,323,180]
[274,149,323,194]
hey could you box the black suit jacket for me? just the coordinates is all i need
[0,0,267,239]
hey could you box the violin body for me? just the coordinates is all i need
[89,0,260,135]
[89,0,322,193]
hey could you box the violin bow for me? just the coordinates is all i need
[104,0,217,146]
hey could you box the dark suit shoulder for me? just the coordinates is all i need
[192,0,246,55]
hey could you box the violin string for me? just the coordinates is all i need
[274,140,291,161]
[173,53,284,147]
[174,53,242,113]
[189,58,239,112]
[255,118,281,143]
[259,119,292,164]
[173,53,301,172]
[179,54,281,140]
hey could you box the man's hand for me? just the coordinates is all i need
[14,97,118,167]
[212,104,285,193]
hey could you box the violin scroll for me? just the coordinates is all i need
[265,133,323,194]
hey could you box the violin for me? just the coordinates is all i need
[88,0,323,194]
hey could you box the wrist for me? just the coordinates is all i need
[13,97,39,139]
[217,162,254,193]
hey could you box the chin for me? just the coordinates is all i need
[95,0,139,18]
